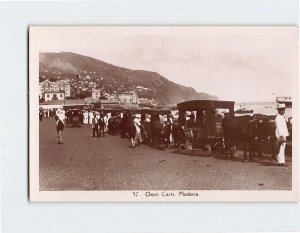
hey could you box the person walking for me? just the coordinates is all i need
[128,116,137,148]
[55,115,65,144]
[134,115,142,146]
[275,103,289,166]
[92,113,99,139]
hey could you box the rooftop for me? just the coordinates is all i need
[40,99,86,106]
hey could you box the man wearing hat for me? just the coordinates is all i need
[55,115,65,144]
[275,103,289,166]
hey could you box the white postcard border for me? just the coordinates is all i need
[29,26,299,202]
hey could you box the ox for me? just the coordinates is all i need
[222,114,277,161]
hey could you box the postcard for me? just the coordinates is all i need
[29,26,299,201]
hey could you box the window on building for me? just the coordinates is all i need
[47,94,49,98]
[60,94,63,97]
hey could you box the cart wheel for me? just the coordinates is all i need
[230,146,237,157]
[204,144,212,155]
[179,143,186,151]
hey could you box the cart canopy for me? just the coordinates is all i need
[177,100,234,111]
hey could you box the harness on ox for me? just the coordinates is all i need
[223,114,278,161]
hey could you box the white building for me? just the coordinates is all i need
[39,80,72,99]
[92,88,110,99]
[138,98,157,106]
[92,88,102,99]
[119,91,139,104]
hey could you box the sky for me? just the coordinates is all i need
[31,26,298,102]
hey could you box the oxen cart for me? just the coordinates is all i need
[63,105,91,127]
[93,108,125,135]
[141,108,172,149]
[64,109,83,127]
[93,108,125,116]
[176,100,292,160]
[176,100,235,156]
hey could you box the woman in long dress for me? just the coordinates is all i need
[83,111,89,124]
[89,111,94,125]
[103,114,109,132]
[134,116,142,146]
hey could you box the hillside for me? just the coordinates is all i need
[39,52,218,104]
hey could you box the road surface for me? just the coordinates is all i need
[39,118,292,191]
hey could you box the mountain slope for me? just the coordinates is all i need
[39,52,218,104]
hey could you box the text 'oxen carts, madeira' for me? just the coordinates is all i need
[176,100,235,157]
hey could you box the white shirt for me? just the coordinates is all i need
[275,114,289,138]
[134,118,141,126]
[134,118,141,133]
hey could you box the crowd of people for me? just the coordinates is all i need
[39,103,291,166]
[76,110,174,148]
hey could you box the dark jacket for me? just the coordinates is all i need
[56,119,64,132]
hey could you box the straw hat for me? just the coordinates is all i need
[276,103,286,109]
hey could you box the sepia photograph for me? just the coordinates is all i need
[29,26,299,201]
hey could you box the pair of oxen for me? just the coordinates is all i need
[172,114,291,161]
[221,114,292,161]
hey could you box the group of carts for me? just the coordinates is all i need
[61,100,236,156]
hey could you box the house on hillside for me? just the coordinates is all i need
[92,88,102,99]
[118,91,139,104]
[138,98,157,106]
[39,79,72,101]
[91,87,110,99]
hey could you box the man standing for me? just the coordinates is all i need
[92,113,99,139]
[184,113,195,129]
[55,115,65,144]
[120,113,128,138]
[39,110,43,122]
[275,103,289,166]
[99,114,106,137]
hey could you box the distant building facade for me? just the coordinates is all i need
[39,80,72,101]
[138,98,157,106]
[98,99,120,109]
[92,88,110,99]
[92,88,102,99]
[118,91,139,104]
